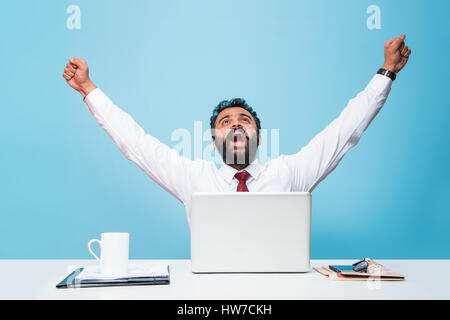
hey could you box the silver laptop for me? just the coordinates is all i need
[190,192,311,273]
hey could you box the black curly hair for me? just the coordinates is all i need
[210,98,261,140]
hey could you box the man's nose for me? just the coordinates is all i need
[230,119,242,128]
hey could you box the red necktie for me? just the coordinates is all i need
[234,171,251,192]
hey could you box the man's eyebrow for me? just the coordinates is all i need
[217,114,231,124]
[217,113,253,124]
[239,113,252,120]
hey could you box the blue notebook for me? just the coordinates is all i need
[56,264,170,289]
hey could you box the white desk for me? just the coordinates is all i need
[0,260,448,300]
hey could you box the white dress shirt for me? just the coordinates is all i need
[84,74,392,225]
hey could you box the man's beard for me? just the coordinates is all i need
[217,128,258,166]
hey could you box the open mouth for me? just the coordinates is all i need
[229,129,247,147]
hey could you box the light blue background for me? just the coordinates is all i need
[1,0,449,259]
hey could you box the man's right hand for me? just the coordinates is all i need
[62,58,97,99]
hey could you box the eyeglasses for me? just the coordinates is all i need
[352,259,369,272]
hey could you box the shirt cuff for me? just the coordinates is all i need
[84,87,102,104]
[367,74,393,97]
[84,87,110,115]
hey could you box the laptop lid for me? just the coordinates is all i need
[190,192,311,273]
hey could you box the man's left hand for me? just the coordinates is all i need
[382,34,412,74]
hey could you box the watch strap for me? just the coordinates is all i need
[377,68,396,81]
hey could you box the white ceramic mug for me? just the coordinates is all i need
[88,232,129,276]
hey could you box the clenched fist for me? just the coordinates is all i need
[382,34,412,74]
[62,58,97,98]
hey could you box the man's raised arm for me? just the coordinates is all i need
[282,34,412,192]
[62,58,197,205]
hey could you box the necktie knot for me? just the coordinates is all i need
[234,171,250,182]
[234,171,251,192]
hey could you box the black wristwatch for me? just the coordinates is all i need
[377,68,396,81]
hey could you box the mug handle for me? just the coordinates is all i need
[88,239,101,260]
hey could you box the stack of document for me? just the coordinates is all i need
[76,263,169,281]
[313,259,405,281]
[56,263,170,289]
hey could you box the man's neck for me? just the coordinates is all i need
[226,156,258,171]
[228,164,249,171]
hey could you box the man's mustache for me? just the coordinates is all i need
[216,127,258,166]
[225,128,249,143]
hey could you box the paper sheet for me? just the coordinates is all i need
[76,263,169,281]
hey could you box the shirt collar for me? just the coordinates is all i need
[218,158,263,184]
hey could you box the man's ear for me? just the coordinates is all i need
[258,132,262,146]
[212,137,217,151]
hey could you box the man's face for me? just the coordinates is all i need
[212,107,261,166]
